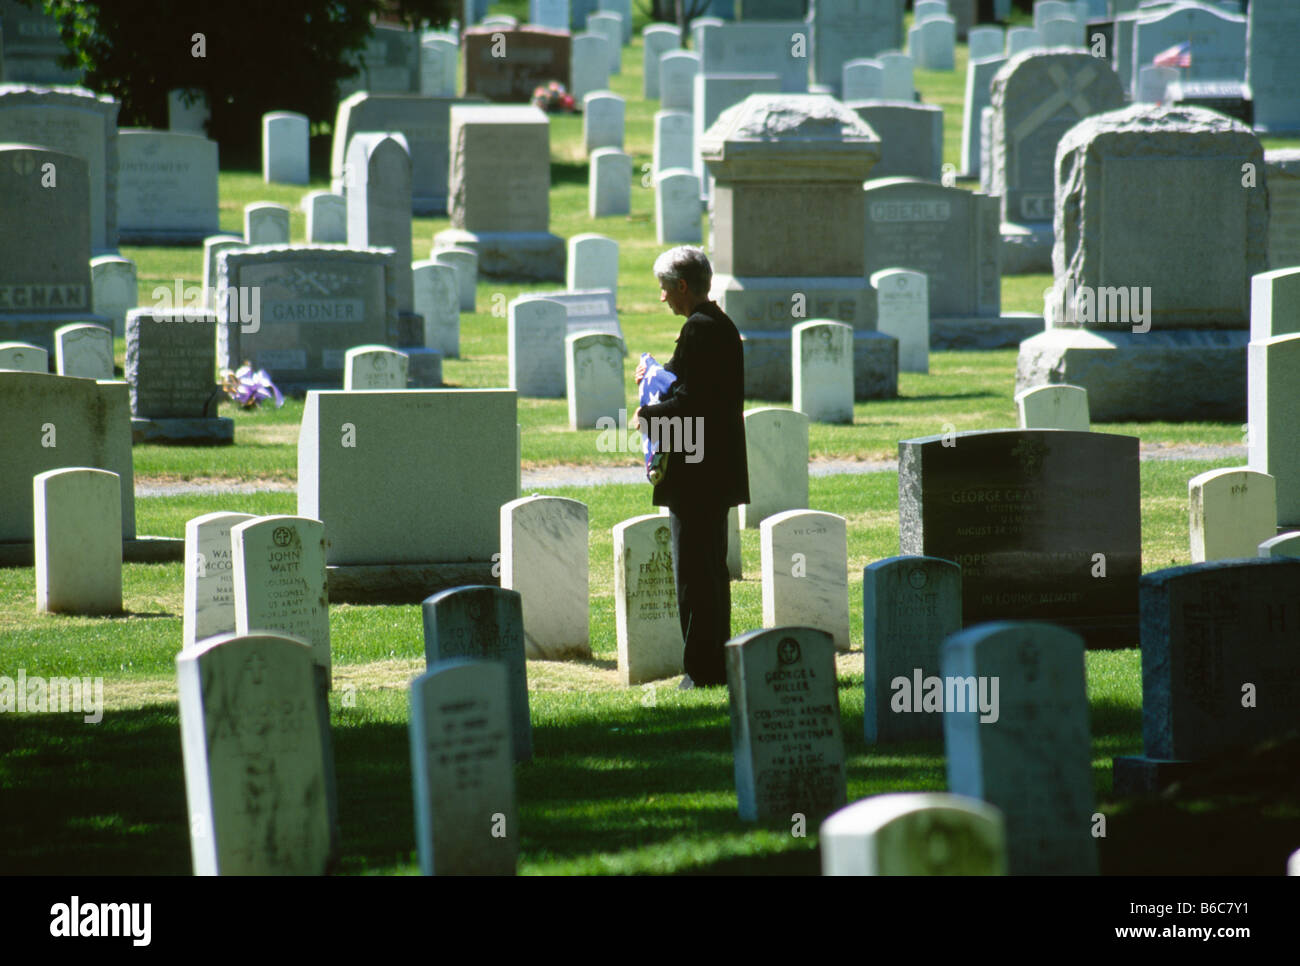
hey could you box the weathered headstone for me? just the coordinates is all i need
[655,168,702,244]
[1131,3,1246,98]
[244,202,290,245]
[126,308,231,444]
[943,622,1099,875]
[760,510,850,650]
[740,407,809,529]
[116,129,219,244]
[727,626,847,822]
[262,111,309,185]
[849,100,942,181]
[501,495,590,659]
[183,511,258,649]
[0,342,46,371]
[899,429,1141,646]
[791,320,854,424]
[217,247,399,392]
[1248,333,1300,527]
[177,632,335,875]
[613,514,684,685]
[433,105,565,281]
[1014,384,1089,431]
[862,555,961,743]
[589,147,631,217]
[1114,558,1300,794]
[566,330,624,429]
[34,467,121,615]
[54,323,112,379]
[1188,467,1276,562]
[419,36,459,97]
[820,793,1006,875]
[90,255,137,337]
[412,260,459,357]
[231,515,331,688]
[421,585,532,761]
[408,659,519,874]
[305,192,347,244]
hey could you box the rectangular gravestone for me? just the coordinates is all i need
[1188,468,1276,562]
[1114,559,1300,795]
[0,342,47,371]
[809,0,903,94]
[614,514,684,685]
[34,467,122,615]
[231,515,331,690]
[698,22,810,92]
[346,132,414,312]
[217,247,398,392]
[740,407,809,529]
[871,268,929,371]
[54,323,113,379]
[177,632,335,875]
[501,495,590,660]
[298,388,517,573]
[961,56,1007,179]
[464,26,571,103]
[331,93,482,216]
[343,345,408,389]
[863,555,961,744]
[116,129,219,244]
[515,288,624,345]
[184,511,258,648]
[508,296,566,397]
[899,429,1140,646]
[760,510,850,650]
[422,585,532,761]
[849,101,943,182]
[727,626,847,823]
[409,659,518,875]
[126,308,232,444]
[0,370,135,541]
[658,51,700,113]
[1248,1,1300,134]
[1266,152,1300,271]
[566,330,624,429]
[1131,3,1246,98]
[656,169,702,244]
[1249,334,1300,526]
[943,622,1099,875]
[90,254,137,337]
[820,792,1006,875]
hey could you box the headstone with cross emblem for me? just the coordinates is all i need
[216,247,399,392]
[943,621,1098,875]
[231,515,332,691]
[820,792,1006,875]
[0,86,120,253]
[409,659,519,874]
[990,50,1124,273]
[899,429,1141,646]
[862,555,961,744]
[1114,558,1300,795]
[0,145,111,354]
[177,632,337,875]
[343,344,408,390]
[727,626,847,823]
[612,514,683,685]
[421,585,532,760]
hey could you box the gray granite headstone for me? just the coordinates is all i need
[727,626,847,823]
[698,21,810,92]
[409,659,518,875]
[125,308,218,418]
[1247,0,1300,134]
[863,555,961,743]
[899,429,1140,646]
[177,632,336,875]
[421,585,532,762]
[848,101,943,182]
[1131,2,1246,97]
[808,0,903,94]
[346,132,413,313]
[115,129,219,244]
[1249,333,1300,527]
[943,621,1098,875]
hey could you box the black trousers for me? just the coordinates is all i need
[668,501,731,686]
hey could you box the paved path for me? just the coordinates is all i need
[135,443,1244,497]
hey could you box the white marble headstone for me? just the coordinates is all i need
[54,323,114,379]
[871,269,929,374]
[1015,384,1090,431]
[501,495,590,659]
[792,320,854,424]
[344,345,409,390]
[184,511,258,649]
[1189,467,1277,562]
[740,407,809,529]
[760,510,850,651]
[262,111,310,185]
[566,233,618,294]
[412,260,460,357]
[589,148,632,217]
[821,793,1006,875]
[244,202,290,245]
[508,297,568,398]
[614,514,683,685]
[656,169,701,244]
[34,467,122,615]
[566,330,624,429]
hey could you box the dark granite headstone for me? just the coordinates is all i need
[726,626,847,823]
[1166,80,1254,126]
[126,308,217,418]
[862,555,962,743]
[421,585,531,762]
[463,27,571,103]
[1114,558,1300,794]
[899,429,1140,647]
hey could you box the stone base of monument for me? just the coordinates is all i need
[405,348,443,387]
[117,227,216,246]
[1017,328,1249,422]
[326,560,497,604]
[0,312,115,357]
[999,220,1053,274]
[396,311,424,348]
[714,274,876,332]
[432,228,564,282]
[131,416,234,445]
[1112,756,1206,797]
[0,535,184,567]
[931,313,1043,349]
[741,330,898,401]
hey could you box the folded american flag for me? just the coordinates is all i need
[1153,42,1191,68]
[638,352,676,481]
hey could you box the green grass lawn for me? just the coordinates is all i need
[3,17,1298,877]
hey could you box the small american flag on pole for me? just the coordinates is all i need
[1153,41,1191,68]
[638,353,676,483]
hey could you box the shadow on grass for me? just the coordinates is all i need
[896,392,1002,402]
[550,159,588,186]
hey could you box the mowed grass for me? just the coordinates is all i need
[4,18,1299,876]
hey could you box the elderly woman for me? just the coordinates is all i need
[634,246,749,689]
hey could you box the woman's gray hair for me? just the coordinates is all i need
[653,246,712,296]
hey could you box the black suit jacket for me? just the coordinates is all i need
[639,300,750,510]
